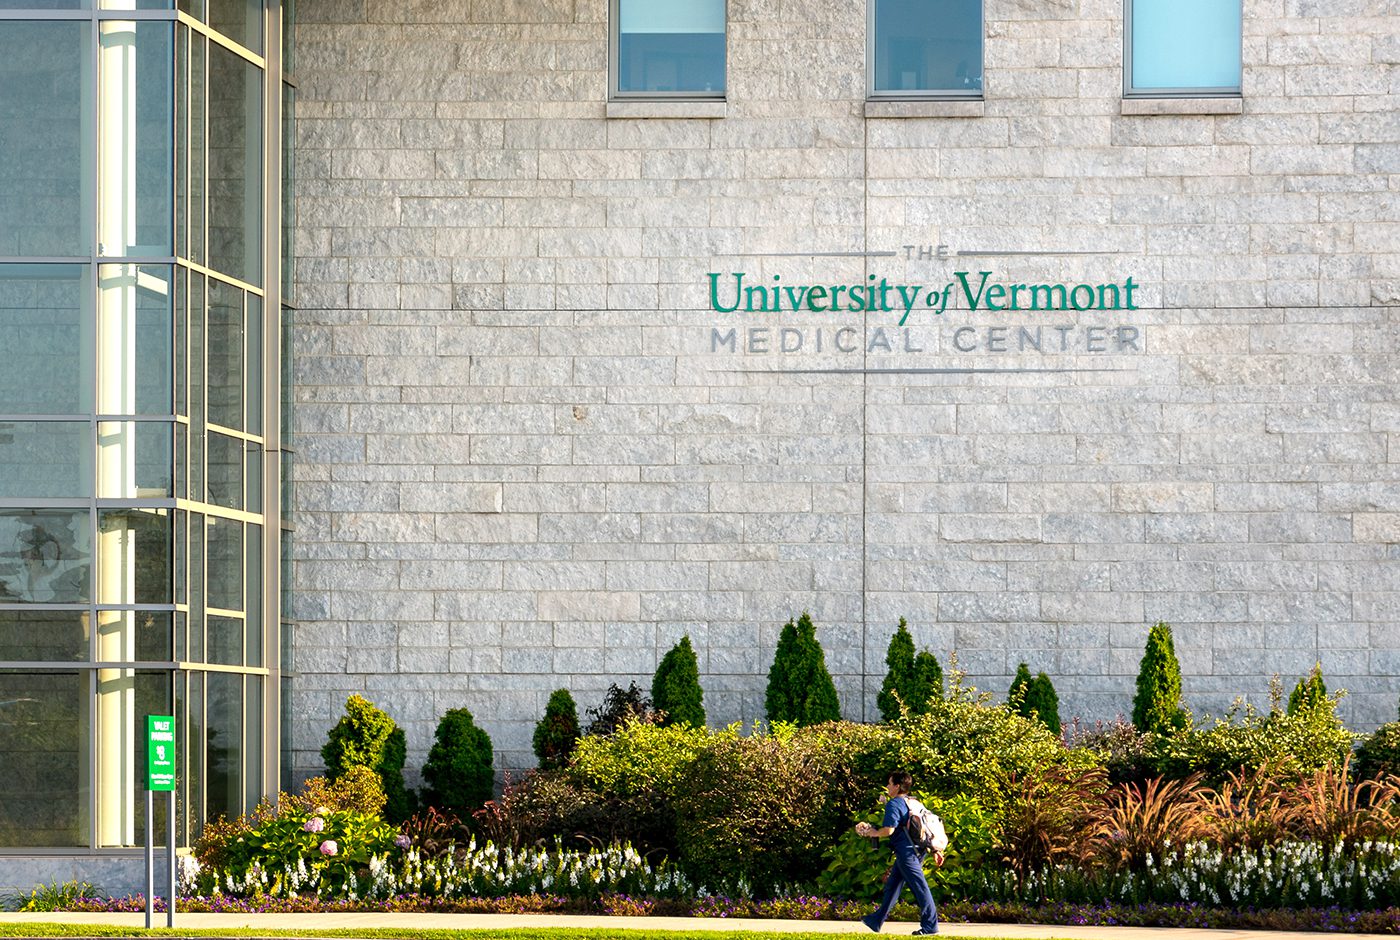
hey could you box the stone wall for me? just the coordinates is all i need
[290,0,1400,780]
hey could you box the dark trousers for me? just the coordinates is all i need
[862,845,937,934]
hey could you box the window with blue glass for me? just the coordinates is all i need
[870,0,983,98]
[1127,0,1241,96]
[612,0,725,98]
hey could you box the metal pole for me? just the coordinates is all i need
[166,789,177,927]
[144,788,153,929]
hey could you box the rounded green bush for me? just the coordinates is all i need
[422,707,495,817]
[321,694,413,822]
[1355,721,1400,780]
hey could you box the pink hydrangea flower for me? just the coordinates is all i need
[319,840,338,856]
[302,816,325,833]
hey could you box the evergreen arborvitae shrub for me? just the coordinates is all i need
[422,707,495,817]
[764,612,842,727]
[1009,662,1034,712]
[1288,662,1328,716]
[321,694,413,822]
[533,688,581,770]
[1026,672,1062,737]
[911,649,943,711]
[1132,622,1187,734]
[877,619,917,721]
[652,635,706,727]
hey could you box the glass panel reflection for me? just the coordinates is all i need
[207,431,243,510]
[101,669,171,848]
[207,613,242,666]
[205,670,243,824]
[206,516,242,611]
[209,0,262,55]
[98,421,174,499]
[0,265,91,415]
[207,44,262,285]
[97,610,174,664]
[873,0,983,94]
[1131,0,1241,91]
[97,22,173,257]
[0,22,92,256]
[98,508,172,605]
[0,670,88,847]
[207,280,243,430]
[0,610,89,663]
[0,421,90,499]
[97,265,173,416]
[0,510,91,604]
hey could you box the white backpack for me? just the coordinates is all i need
[904,798,949,853]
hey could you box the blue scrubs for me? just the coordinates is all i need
[861,795,938,934]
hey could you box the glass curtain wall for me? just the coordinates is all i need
[0,0,283,853]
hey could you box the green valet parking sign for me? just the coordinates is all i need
[146,715,175,791]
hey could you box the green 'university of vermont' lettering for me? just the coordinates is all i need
[708,271,1139,317]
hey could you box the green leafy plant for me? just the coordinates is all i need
[585,682,661,736]
[533,688,581,771]
[422,707,495,817]
[321,694,413,822]
[816,793,994,901]
[1287,662,1328,716]
[1068,718,1155,785]
[1152,685,1355,783]
[15,880,99,912]
[286,765,387,817]
[1354,720,1400,780]
[571,717,721,798]
[652,635,705,728]
[1133,622,1186,734]
[876,619,942,720]
[764,612,842,726]
[671,725,865,894]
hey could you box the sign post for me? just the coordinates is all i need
[146,715,176,928]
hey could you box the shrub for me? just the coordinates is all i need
[533,689,581,771]
[671,725,866,894]
[877,618,916,721]
[321,694,413,822]
[652,635,705,728]
[1026,673,1062,737]
[1009,662,1033,711]
[764,612,842,726]
[1133,622,1186,734]
[877,671,1090,820]
[877,620,943,722]
[422,707,495,817]
[1197,765,1297,852]
[1152,687,1355,783]
[1288,663,1328,716]
[571,717,721,798]
[585,682,661,736]
[817,793,995,901]
[1355,721,1400,780]
[288,765,387,817]
[1285,758,1400,852]
[1068,718,1155,785]
[477,770,678,857]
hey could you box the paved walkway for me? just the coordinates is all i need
[0,911,1392,940]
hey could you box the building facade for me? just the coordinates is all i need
[2,0,1399,892]
[286,0,1398,781]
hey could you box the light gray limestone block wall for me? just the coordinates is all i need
[289,0,1400,784]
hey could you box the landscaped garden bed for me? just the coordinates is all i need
[13,620,1400,934]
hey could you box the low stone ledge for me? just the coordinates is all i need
[606,100,727,119]
[865,98,985,118]
[1120,97,1243,115]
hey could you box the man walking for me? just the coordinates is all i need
[854,771,939,935]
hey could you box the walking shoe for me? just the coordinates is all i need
[911,930,938,935]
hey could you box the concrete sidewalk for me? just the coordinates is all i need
[0,911,1392,940]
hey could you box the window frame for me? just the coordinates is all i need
[866,0,986,101]
[1123,0,1242,98]
[608,0,727,101]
